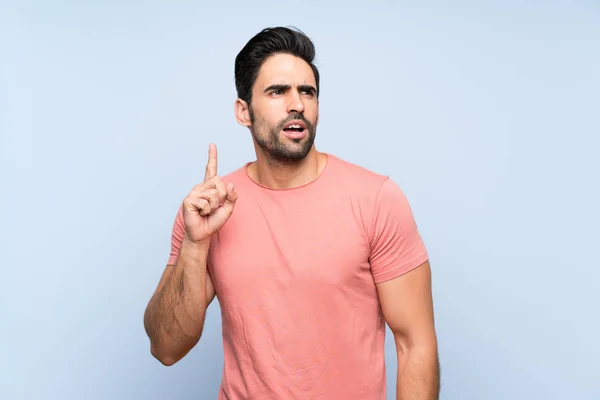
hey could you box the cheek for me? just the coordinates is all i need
[305,100,316,110]
[307,104,319,124]
[263,103,288,123]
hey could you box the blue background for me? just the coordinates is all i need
[1,1,599,399]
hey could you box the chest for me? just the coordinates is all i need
[207,194,373,302]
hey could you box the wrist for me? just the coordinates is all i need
[181,235,211,256]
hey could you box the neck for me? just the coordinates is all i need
[248,147,326,189]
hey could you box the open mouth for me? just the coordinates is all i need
[282,120,307,139]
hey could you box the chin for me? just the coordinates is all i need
[271,145,312,162]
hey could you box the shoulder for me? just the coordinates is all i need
[326,154,414,220]
[326,154,391,194]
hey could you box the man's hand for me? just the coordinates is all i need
[182,143,238,245]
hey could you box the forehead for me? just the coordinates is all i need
[254,53,316,88]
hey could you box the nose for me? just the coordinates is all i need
[286,89,305,114]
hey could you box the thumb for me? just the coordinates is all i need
[222,182,238,211]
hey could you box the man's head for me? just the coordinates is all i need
[234,27,320,163]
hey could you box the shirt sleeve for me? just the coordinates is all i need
[368,178,429,283]
[167,205,185,266]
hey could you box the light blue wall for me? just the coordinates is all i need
[1,1,598,399]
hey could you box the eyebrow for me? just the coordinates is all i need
[264,84,317,95]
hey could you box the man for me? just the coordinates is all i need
[144,27,439,400]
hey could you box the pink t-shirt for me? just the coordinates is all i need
[167,154,429,399]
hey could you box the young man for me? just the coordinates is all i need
[144,27,440,400]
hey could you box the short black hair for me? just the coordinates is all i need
[234,26,320,104]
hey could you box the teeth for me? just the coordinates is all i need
[287,124,302,129]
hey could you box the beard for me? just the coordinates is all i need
[249,107,317,164]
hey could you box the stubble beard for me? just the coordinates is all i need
[249,106,317,164]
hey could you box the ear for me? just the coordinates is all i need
[234,99,252,127]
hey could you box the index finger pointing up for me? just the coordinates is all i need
[204,143,218,181]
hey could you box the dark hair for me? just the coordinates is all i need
[234,26,320,104]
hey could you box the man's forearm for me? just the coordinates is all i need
[396,344,440,400]
[144,238,210,365]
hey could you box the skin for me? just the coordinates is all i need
[378,261,440,399]
[145,52,439,398]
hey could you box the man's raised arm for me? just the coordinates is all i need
[143,143,238,366]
